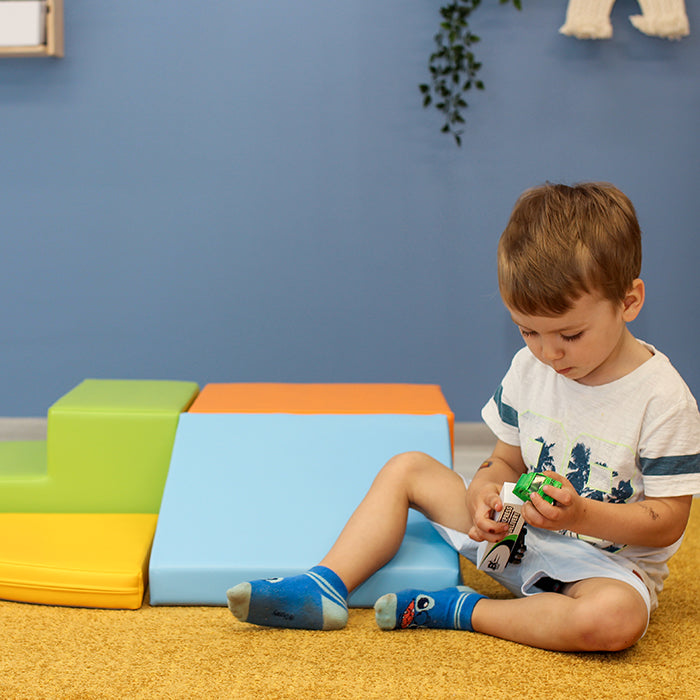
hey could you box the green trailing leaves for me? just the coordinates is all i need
[420,0,522,146]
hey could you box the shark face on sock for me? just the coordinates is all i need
[376,586,487,632]
[400,594,436,628]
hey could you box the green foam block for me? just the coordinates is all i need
[0,379,199,514]
[0,441,47,479]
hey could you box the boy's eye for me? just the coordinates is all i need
[520,329,537,338]
[561,332,583,342]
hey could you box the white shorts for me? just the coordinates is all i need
[430,477,654,624]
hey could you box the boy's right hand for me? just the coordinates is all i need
[467,483,510,543]
[465,442,528,542]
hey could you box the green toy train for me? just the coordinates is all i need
[514,472,562,505]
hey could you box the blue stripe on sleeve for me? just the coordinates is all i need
[640,453,700,476]
[494,385,519,429]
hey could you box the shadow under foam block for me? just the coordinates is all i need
[149,413,459,606]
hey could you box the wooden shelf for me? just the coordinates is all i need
[0,0,64,57]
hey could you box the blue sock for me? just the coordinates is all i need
[374,586,486,631]
[226,565,348,630]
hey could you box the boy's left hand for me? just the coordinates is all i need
[521,471,583,532]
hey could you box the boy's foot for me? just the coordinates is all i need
[226,565,348,630]
[374,586,486,631]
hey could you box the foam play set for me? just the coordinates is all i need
[0,381,459,609]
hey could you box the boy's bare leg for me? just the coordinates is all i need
[227,452,473,630]
[320,451,473,591]
[375,568,648,651]
[471,577,648,651]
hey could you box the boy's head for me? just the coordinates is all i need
[498,182,642,316]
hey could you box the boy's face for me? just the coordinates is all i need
[507,289,644,386]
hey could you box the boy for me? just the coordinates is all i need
[227,182,700,651]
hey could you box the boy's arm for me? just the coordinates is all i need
[526,472,693,548]
[465,440,528,542]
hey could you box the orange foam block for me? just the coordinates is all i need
[189,383,455,449]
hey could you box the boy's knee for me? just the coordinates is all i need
[575,587,648,651]
[382,451,440,482]
[384,451,428,472]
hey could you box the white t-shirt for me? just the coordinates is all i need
[481,341,700,593]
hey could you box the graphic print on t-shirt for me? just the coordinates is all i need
[520,411,640,553]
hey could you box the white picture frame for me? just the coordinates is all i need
[0,1,47,48]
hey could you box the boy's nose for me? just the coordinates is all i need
[541,339,564,361]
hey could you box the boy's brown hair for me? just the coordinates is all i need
[497,182,642,316]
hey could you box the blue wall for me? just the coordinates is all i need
[1,1,698,419]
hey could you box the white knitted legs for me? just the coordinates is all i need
[560,0,616,39]
[629,0,690,39]
[560,0,690,40]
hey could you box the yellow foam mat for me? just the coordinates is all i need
[0,513,158,609]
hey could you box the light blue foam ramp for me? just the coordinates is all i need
[149,413,459,607]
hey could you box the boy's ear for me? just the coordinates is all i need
[622,278,645,322]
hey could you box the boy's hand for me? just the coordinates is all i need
[521,471,692,548]
[467,483,511,543]
[521,471,583,531]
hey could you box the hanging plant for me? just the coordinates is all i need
[420,0,522,146]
